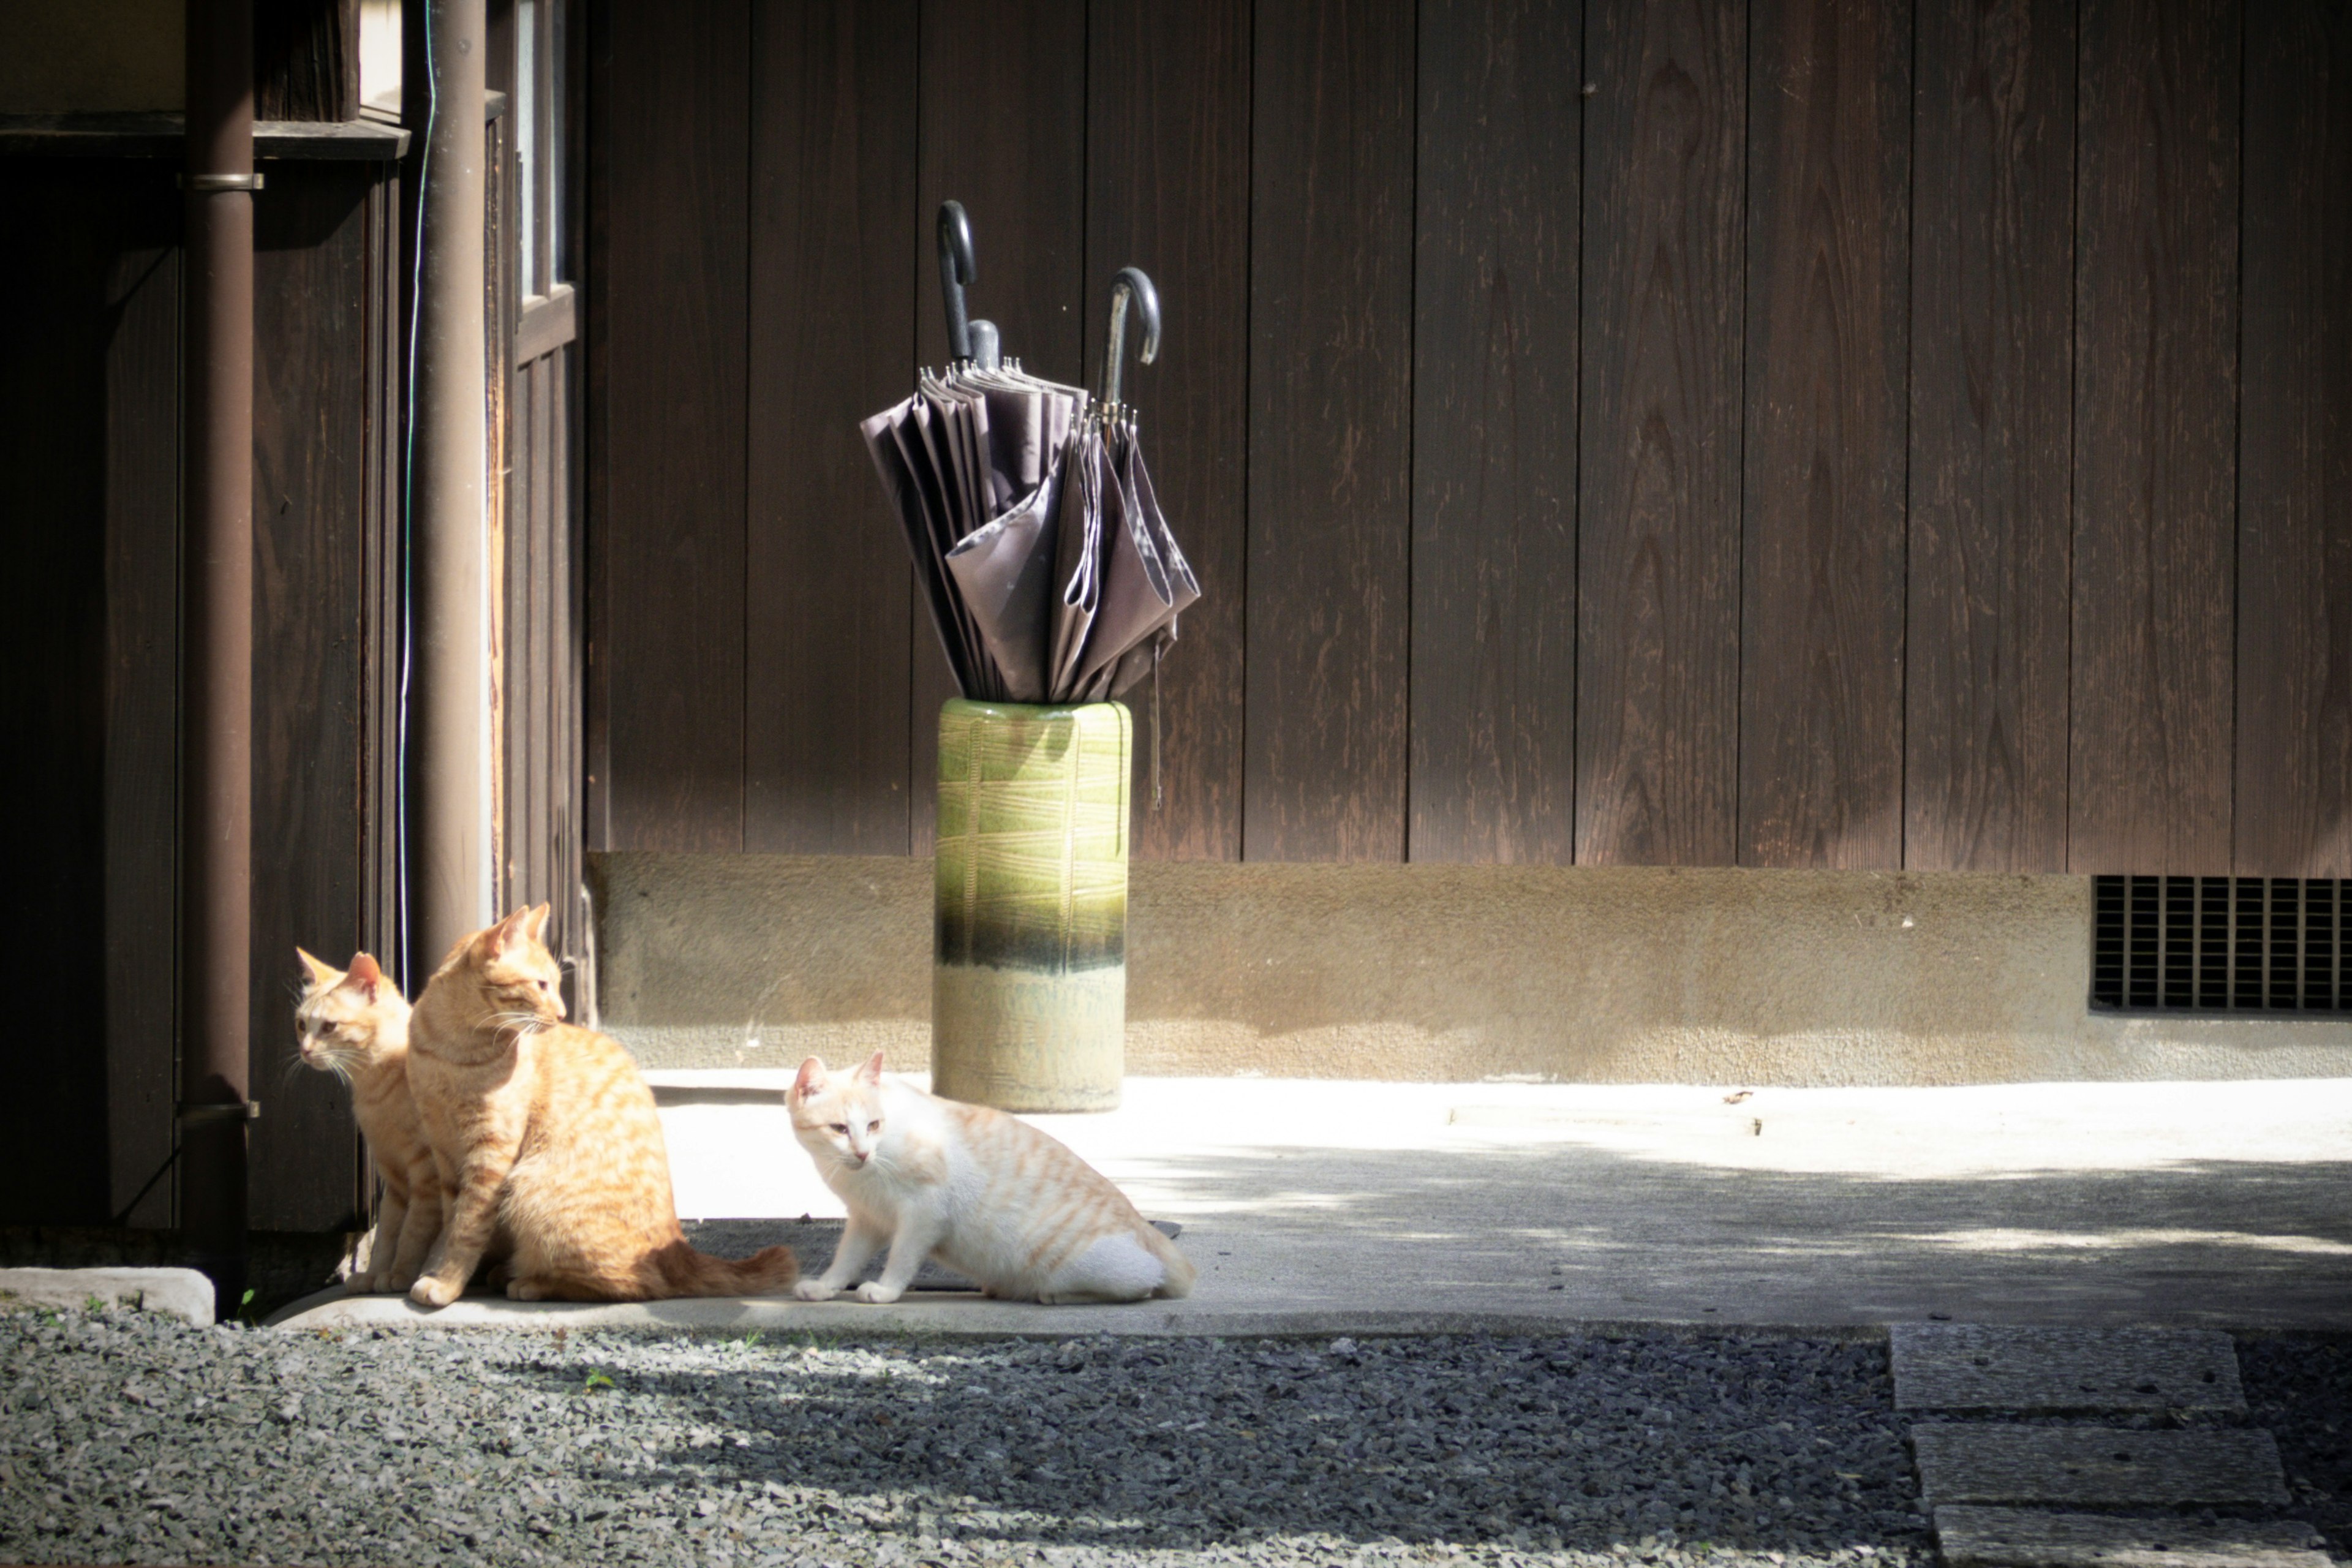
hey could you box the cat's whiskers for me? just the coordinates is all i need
[485,1009,548,1046]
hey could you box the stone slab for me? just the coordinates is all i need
[262,1284,1887,1340]
[1933,1507,2329,1568]
[1912,1425,2288,1509]
[0,1266,214,1326]
[1894,1323,2246,1412]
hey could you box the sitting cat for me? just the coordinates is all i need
[294,948,442,1294]
[787,1052,1194,1305]
[403,904,800,1306]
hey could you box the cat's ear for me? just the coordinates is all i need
[855,1050,886,1087]
[296,947,340,989]
[526,902,552,941]
[791,1057,829,1101]
[483,906,533,957]
[344,951,384,1000]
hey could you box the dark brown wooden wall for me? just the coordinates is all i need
[589,0,2352,878]
[0,148,401,1232]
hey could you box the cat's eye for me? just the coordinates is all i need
[868,1121,881,1133]
[828,1123,848,1135]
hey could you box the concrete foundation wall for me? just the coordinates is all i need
[590,853,2352,1085]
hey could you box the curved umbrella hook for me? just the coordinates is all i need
[937,201,977,363]
[1099,266,1161,413]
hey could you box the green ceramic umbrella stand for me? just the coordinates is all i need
[932,699,1130,1111]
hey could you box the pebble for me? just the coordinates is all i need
[3,1300,1943,1567]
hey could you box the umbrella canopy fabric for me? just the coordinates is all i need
[859,234,1199,715]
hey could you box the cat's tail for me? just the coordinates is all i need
[1142,1222,1196,1300]
[649,1240,802,1298]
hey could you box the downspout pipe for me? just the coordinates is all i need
[406,0,492,975]
[181,0,257,1319]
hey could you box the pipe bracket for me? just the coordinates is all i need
[180,172,266,192]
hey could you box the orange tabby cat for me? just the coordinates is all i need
[294,949,442,1294]
[403,904,799,1306]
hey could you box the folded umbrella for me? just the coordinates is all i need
[858,206,1207,796]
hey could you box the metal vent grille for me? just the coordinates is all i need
[2091,876,2350,1016]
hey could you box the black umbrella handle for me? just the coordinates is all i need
[938,201,976,363]
[1099,266,1161,412]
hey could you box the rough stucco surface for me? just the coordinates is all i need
[589,854,2352,1084]
[0,0,183,113]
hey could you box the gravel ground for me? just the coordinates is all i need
[0,1302,1932,1568]
[2241,1339,2352,1560]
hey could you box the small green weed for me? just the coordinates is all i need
[581,1370,614,1393]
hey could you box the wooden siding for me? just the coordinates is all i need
[590,0,2352,878]
[1904,0,2075,873]
[0,153,401,1231]
[2236,0,2352,878]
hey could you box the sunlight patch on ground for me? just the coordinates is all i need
[654,1074,2352,1225]
[1891,1227,2352,1257]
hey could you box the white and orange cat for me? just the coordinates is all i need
[404,904,799,1306]
[787,1052,1194,1305]
[293,948,442,1294]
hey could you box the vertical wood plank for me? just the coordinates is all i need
[582,0,614,855]
[1904,0,2075,872]
[553,348,582,966]
[0,168,136,1223]
[533,360,556,925]
[745,0,918,856]
[1575,0,1745,865]
[249,166,377,1232]
[910,0,1088,853]
[598,0,749,851]
[102,216,183,1230]
[1408,0,1581,865]
[1245,0,1417,862]
[1084,0,1251,862]
[2236,0,2351,878]
[254,0,363,121]
[1738,0,1912,869]
[2068,0,2239,874]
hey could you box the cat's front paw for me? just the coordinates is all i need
[344,1270,377,1295]
[791,1280,840,1302]
[506,1278,551,1301]
[409,1274,463,1308]
[380,1269,417,1294]
[851,1281,904,1304]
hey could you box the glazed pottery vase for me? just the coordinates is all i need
[931,699,1129,1110]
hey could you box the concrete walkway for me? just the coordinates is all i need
[271,1076,2352,1336]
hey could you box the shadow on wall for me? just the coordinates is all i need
[590,853,2352,1082]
